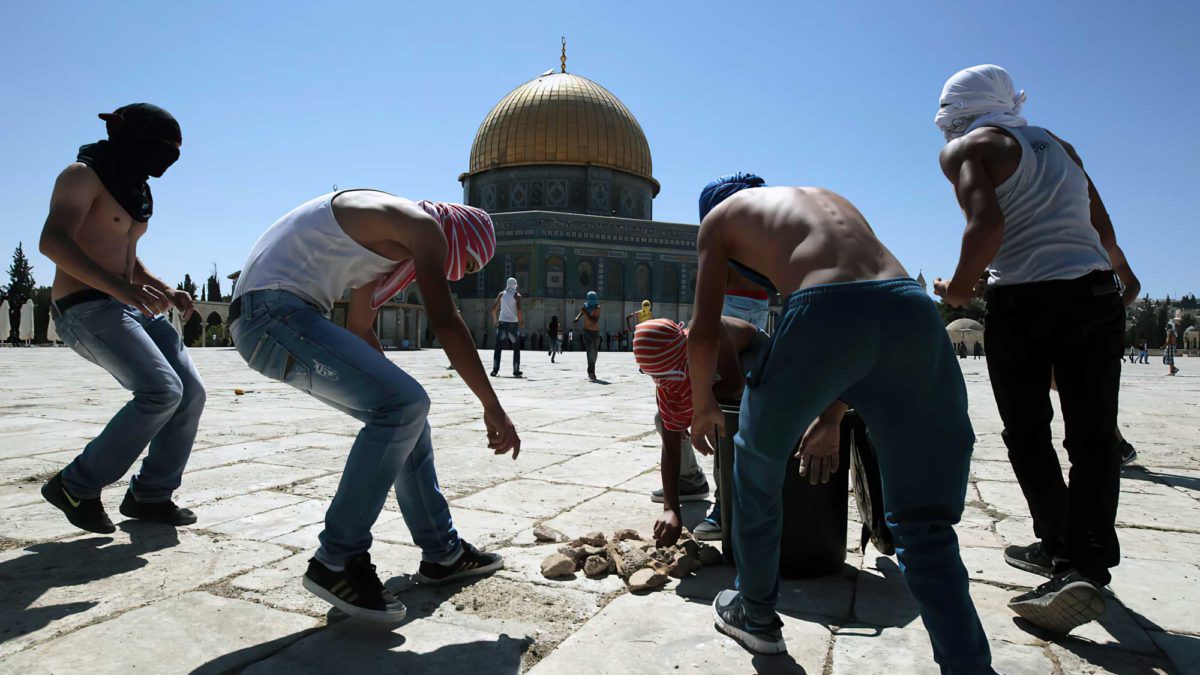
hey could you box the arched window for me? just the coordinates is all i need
[546,256,564,290]
[662,263,680,303]
[635,263,652,300]
[513,255,531,294]
[578,261,594,291]
[206,311,223,327]
[608,261,625,300]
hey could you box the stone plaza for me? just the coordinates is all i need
[0,347,1197,674]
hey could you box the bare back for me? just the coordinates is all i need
[49,164,147,301]
[705,186,907,297]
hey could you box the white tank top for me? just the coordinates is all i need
[233,191,399,311]
[498,290,519,322]
[987,126,1111,286]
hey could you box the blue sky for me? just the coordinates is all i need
[2,1,1196,298]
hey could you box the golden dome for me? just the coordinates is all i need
[466,71,658,192]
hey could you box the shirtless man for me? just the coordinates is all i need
[688,177,992,670]
[632,317,767,547]
[700,172,775,332]
[573,291,602,380]
[935,65,1137,635]
[38,104,203,534]
[229,190,519,622]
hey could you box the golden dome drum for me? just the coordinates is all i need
[466,72,658,193]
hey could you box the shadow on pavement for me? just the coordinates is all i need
[0,520,179,647]
[1121,465,1200,493]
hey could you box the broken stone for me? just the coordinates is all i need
[540,553,576,578]
[583,554,613,578]
[580,531,606,547]
[557,546,589,568]
[581,544,606,557]
[627,568,668,592]
[613,528,642,542]
[697,544,722,567]
[681,539,701,558]
[533,525,562,542]
[667,554,702,578]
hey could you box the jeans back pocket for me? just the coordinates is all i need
[247,331,312,392]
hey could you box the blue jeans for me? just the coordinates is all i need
[733,279,991,672]
[722,294,770,331]
[52,297,206,501]
[230,290,460,566]
[493,321,520,373]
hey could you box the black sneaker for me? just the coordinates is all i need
[651,482,711,504]
[302,553,406,623]
[513,371,524,378]
[414,541,503,584]
[1119,441,1138,466]
[712,589,787,655]
[1008,571,1105,634]
[119,490,197,526]
[1004,542,1056,578]
[41,472,115,534]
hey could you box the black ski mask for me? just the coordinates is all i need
[76,103,182,221]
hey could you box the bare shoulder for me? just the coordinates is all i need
[55,162,103,191]
[940,128,1014,175]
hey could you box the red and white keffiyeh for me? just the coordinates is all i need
[633,319,693,432]
[370,200,496,310]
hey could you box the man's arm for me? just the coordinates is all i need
[490,293,501,323]
[516,294,524,328]
[1047,131,1141,306]
[688,213,731,454]
[132,257,194,320]
[653,426,685,546]
[402,207,519,457]
[347,284,384,353]
[934,138,1007,307]
[39,164,168,315]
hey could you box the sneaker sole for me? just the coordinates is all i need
[1004,554,1055,579]
[1121,451,1138,466]
[650,493,711,504]
[694,529,723,542]
[1009,581,1105,634]
[413,556,504,585]
[119,504,198,526]
[301,576,407,623]
[41,480,116,534]
[711,601,787,655]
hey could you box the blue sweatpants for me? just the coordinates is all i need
[733,278,991,672]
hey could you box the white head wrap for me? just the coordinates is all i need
[506,277,518,292]
[935,64,1027,142]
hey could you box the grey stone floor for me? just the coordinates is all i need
[0,347,1197,674]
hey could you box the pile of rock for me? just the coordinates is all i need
[537,527,722,592]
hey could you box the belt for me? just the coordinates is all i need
[54,289,111,314]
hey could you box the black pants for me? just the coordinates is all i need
[985,270,1125,584]
[582,330,600,376]
[492,321,520,374]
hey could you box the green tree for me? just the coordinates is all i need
[3,243,36,342]
[935,298,987,326]
[32,286,52,343]
[177,273,198,299]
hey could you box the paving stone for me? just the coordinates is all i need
[1148,631,1200,674]
[831,624,1051,674]
[528,591,831,675]
[673,557,857,622]
[176,462,329,505]
[539,490,665,540]
[452,478,605,519]
[375,507,534,551]
[204,498,329,542]
[1048,643,1174,674]
[0,527,289,657]
[190,491,310,528]
[1109,557,1200,635]
[527,442,657,488]
[242,615,528,674]
[0,592,319,674]
[0,483,46,510]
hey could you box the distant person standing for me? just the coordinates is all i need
[1165,324,1179,375]
[626,299,654,333]
[573,291,601,380]
[490,277,523,377]
[936,64,1140,633]
[1138,343,1149,364]
[546,315,561,363]
[974,342,984,359]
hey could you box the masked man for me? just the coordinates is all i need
[934,65,1138,635]
[490,277,524,377]
[39,104,203,534]
[573,291,602,380]
[689,176,992,670]
[229,190,520,622]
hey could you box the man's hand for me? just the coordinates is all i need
[654,510,683,547]
[796,414,841,485]
[483,404,521,460]
[689,396,724,456]
[933,277,972,308]
[167,288,195,321]
[114,281,171,317]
